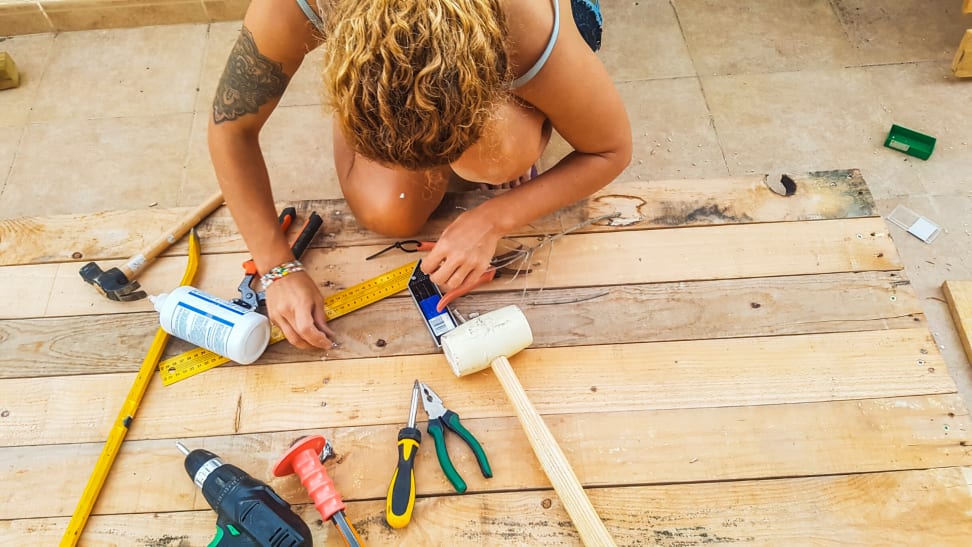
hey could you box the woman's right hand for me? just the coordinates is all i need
[264,270,337,350]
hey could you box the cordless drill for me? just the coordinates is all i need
[177,442,312,546]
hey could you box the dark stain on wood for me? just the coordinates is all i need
[137,535,191,547]
[652,525,754,545]
[650,203,751,227]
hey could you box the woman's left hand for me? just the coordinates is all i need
[421,208,502,292]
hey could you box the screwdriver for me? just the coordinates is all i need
[386,380,422,528]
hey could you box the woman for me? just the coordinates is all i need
[208,0,631,350]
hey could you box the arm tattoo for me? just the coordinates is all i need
[213,25,291,124]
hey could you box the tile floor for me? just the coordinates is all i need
[1,0,970,402]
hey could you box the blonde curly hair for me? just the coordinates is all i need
[322,0,511,170]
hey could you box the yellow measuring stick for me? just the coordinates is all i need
[62,229,201,547]
[159,260,418,385]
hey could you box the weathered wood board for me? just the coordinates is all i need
[1,170,971,545]
[0,170,873,266]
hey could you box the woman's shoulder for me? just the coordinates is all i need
[245,0,325,57]
[501,0,560,82]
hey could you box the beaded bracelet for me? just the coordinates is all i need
[260,260,305,290]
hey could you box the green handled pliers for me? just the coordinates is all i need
[418,382,493,493]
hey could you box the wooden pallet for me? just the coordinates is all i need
[1,169,971,545]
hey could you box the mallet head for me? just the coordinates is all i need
[441,305,533,377]
[79,262,146,301]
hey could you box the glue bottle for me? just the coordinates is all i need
[150,286,270,365]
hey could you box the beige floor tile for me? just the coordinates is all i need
[193,20,241,115]
[178,111,220,206]
[0,126,22,193]
[194,22,325,115]
[0,33,54,128]
[1,114,193,217]
[184,103,339,206]
[875,194,968,297]
[864,61,972,196]
[259,103,338,200]
[925,297,972,410]
[29,25,207,123]
[675,0,858,75]
[280,45,327,108]
[541,77,728,181]
[927,193,972,278]
[598,0,695,81]
[701,67,928,199]
[832,0,972,65]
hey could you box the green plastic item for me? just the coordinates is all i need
[884,124,936,160]
[427,411,492,494]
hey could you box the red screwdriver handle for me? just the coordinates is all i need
[273,435,346,521]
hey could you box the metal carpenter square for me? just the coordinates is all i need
[407,260,457,347]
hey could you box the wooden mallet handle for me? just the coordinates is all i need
[490,355,617,547]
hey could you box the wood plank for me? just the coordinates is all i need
[0,271,923,378]
[6,468,972,545]
[0,170,875,267]
[2,217,901,319]
[953,29,972,78]
[4,393,970,520]
[965,0,972,14]
[0,329,950,447]
[0,264,57,319]
[944,280,972,363]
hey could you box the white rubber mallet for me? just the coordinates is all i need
[441,305,616,546]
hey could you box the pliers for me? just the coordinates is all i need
[234,208,323,312]
[418,382,492,493]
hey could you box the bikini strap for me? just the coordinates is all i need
[511,0,561,89]
[295,0,326,32]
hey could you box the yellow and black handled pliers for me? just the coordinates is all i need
[418,382,493,493]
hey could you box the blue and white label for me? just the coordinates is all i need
[419,296,456,338]
[173,302,234,356]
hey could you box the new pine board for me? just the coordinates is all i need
[954,29,972,77]
[0,271,923,378]
[0,328,951,447]
[943,280,972,364]
[0,217,901,320]
[5,469,972,545]
[0,170,875,266]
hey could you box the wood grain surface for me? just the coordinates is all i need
[2,170,971,546]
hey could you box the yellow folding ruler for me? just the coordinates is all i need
[158,260,417,385]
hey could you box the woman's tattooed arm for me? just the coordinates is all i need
[212,25,291,124]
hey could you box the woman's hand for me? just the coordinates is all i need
[264,271,336,350]
[421,209,502,292]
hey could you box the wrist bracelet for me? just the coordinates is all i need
[260,260,305,290]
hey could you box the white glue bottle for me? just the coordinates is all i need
[150,286,271,365]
